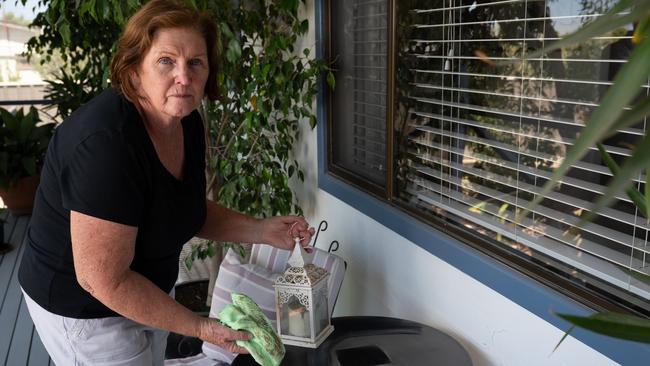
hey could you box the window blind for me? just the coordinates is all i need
[330,0,388,186]
[396,0,650,303]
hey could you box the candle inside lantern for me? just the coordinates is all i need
[287,302,310,337]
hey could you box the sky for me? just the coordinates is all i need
[0,0,45,21]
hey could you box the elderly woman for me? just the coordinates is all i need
[18,1,314,365]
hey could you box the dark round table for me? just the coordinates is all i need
[232,316,473,366]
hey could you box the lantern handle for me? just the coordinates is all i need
[311,220,328,248]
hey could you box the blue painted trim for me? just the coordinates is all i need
[314,1,650,365]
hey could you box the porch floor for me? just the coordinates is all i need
[1,212,52,365]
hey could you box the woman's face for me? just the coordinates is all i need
[133,27,209,122]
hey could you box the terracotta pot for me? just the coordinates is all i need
[0,176,40,216]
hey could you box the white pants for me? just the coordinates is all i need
[23,289,169,366]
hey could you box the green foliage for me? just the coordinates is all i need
[21,0,130,120]
[202,0,327,219]
[19,0,329,261]
[184,240,246,270]
[0,107,55,190]
[44,64,98,119]
[184,240,216,270]
[554,312,650,348]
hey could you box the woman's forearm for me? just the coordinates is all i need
[71,211,204,337]
[197,200,315,250]
[91,269,203,338]
[197,200,262,243]
[69,211,249,351]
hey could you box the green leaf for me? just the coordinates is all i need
[236,244,246,258]
[114,1,124,25]
[58,21,71,45]
[262,64,271,79]
[221,22,234,39]
[0,107,15,126]
[556,312,650,344]
[279,0,299,12]
[127,0,140,11]
[596,143,647,218]
[646,166,650,222]
[553,325,575,353]
[581,134,650,225]
[206,242,215,257]
[244,112,253,129]
[26,106,40,125]
[101,0,111,20]
[607,96,650,137]
[299,19,309,34]
[45,1,58,25]
[327,71,335,90]
[225,48,235,63]
[79,0,96,18]
[184,256,194,271]
[521,26,650,222]
[228,38,241,60]
[634,14,650,44]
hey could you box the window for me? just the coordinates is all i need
[326,0,650,315]
[329,0,388,191]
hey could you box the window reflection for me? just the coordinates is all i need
[330,0,388,186]
[395,0,648,302]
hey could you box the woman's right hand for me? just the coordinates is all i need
[197,317,251,354]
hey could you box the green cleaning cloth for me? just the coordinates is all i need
[218,293,285,366]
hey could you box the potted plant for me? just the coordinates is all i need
[0,106,55,216]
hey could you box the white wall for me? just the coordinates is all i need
[290,2,618,365]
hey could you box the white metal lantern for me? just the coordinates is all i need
[274,241,334,348]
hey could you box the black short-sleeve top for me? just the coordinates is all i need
[19,88,207,318]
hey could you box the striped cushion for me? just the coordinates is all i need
[201,249,278,363]
[201,244,345,364]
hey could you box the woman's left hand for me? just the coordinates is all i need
[258,216,315,250]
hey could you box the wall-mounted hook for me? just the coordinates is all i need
[328,240,339,253]
[311,220,328,248]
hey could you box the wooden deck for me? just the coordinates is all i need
[1,212,52,366]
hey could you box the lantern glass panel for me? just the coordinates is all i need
[280,294,311,338]
[314,289,329,335]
